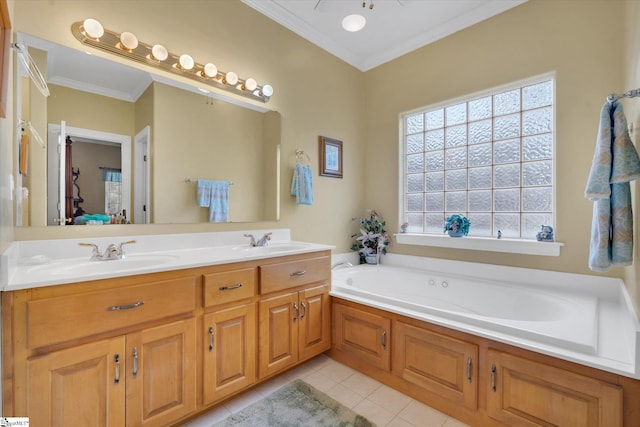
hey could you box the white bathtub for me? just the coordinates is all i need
[330,256,640,379]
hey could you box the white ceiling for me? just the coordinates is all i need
[242,0,527,71]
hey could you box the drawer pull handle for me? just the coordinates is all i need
[107,301,144,311]
[208,326,215,352]
[491,364,497,392]
[219,283,243,291]
[293,303,299,321]
[290,270,306,278]
[381,329,387,349]
[300,301,307,319]
[132,347,138,379]
[114,354,120,385]
[466,356,472,383]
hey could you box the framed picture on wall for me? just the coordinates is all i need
[319,136,343,178]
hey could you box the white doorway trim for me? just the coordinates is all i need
[134,126,150,224]
[48,124,131,223]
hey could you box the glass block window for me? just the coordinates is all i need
[401,77,554,239]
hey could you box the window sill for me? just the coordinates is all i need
[394,233,563,256]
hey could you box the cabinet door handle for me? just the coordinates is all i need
[491,364,497,392]
[290,270,306,278]
[132,347,138,379]
[208,326,215,352]
[381,329,387,349]
[466,356,472,383]
[107,301,144,311]
[114,354,120,385]
[293,303,299,321]
[219,283,243,291]
[300,301,307,319]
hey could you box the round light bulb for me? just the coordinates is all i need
[261,84,274,97]
[151,44,168,61]
[224,71,238,86]
[179,54,195,70]
[243,77,257,91]
[83,18,104,39]
[119,32,138,50]
[203,63,218,78]
[342,14,366,32]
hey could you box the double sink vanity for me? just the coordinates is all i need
[1,229,333,426]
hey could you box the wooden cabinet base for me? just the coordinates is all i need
[329,297,635,427]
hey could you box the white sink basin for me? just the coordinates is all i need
[27,254,179,276]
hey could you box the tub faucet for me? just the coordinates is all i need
[332,261,354,270]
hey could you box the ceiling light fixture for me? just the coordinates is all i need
[71,19,273,102]
[342,14,366,32]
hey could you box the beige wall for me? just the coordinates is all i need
[0,0,14,253]
[364,0,626,276]
[6,0,640,305]
[623,0,640,311]
[11,0,366,247]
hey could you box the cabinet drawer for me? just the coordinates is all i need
[27,276,197,349]
[203,268,257,307]
[260,256,329,294]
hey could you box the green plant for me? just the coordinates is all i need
[444,214,470,236]
[351,210,390,261]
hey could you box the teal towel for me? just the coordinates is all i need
[197,180,229,222]
[291,164,313,205]
[585,101,640,272]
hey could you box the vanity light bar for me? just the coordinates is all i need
[71,20,273,103]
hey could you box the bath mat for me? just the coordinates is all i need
[213,379,376,427]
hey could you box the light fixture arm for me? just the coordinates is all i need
[71,21,273,103]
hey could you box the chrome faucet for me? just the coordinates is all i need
[244,232,272,247]
[79,240,136,261]
[332,261,354,270]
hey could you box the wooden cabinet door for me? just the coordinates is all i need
[333,303,391,371]
[27,336,126,427]
[298,285,331,360]
[126,318,197,427]
[203,303,256,404]
[393,321,478,409]
[299,284,331,361]
[259,292,299,378]
[487,350,623,426]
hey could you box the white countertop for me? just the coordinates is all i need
[1,229,334,291]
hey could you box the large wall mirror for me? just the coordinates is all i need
[15,33,281,227]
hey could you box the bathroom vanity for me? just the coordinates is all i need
[1,231,332,426]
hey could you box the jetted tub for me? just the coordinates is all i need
[330,257,640,379]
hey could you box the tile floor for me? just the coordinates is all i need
[182,355,470,427]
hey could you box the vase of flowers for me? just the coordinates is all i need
[351,210,390,264]
[444,214,470,237]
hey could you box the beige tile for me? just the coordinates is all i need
[341,371,382,397]
[303,371,339,392]
[223,389,262,414]
[324,383,365,409]
[352,398,395,427]
[399,400,448,427]
[442,417,470,427]
[367,384,412,416]
[252,374,290,397]
[318,361,357,382]
[302,354,333,371]
[281,363,316,381]
[184,405,231,427]
[386,417,416,427]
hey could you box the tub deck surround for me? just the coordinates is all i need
[1,229,335,290]
[330,254,640,380]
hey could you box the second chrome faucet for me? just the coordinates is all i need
[79,240,136,261]
[244,232,272,247]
